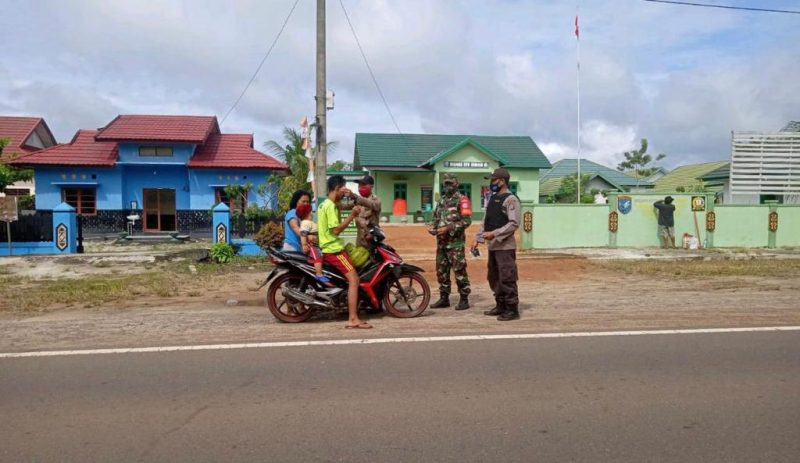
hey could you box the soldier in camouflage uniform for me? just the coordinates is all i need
[428,173,472,310]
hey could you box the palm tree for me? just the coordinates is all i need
[263,127,337,211]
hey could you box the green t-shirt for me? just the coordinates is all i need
[318,199,344,253]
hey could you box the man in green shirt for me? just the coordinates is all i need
[318,175,370,329]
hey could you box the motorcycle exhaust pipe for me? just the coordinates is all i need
[281,287,331,309]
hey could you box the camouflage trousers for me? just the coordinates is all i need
[436,245,471,297]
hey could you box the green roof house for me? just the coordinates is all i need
[353,133,551,221]
[652,161,729,193]
[538,158,649,202]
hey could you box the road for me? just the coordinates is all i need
[1,330,799,462]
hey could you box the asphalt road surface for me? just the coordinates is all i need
[1,331,799,462]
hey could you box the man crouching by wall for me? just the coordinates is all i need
[473,168,521,321]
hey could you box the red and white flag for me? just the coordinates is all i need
[575,15,580,39]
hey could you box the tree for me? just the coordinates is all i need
[554,173,594,203]
[263,127,338,212]
[616,138,666,187]
[327,160,351,171]
[0,138,33,192]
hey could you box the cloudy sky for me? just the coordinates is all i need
[2,0,798,168]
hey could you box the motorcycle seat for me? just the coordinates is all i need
[282,251,310,261]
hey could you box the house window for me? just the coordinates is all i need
[440,183,472,199]
[139,146,174,157]
[458,183,472,199]
[509,182,519,195]
[61,188,96,215]
[759,194,783,204]
[393,183,407,200]
[215,187,247,213]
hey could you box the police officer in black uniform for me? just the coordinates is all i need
[472,168,521,321]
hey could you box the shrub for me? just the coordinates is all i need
[210,242,235,264]
[254,221,284,250]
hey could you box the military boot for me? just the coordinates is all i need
[484,302,503,316]
[497,305,520,321]
[430,294,450,309]
[455,295,470,311]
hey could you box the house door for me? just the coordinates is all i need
[143,189,177,232]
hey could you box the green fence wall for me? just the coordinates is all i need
[713,206,769,248]
[520,193,800,249]
[775,206,800,247]
[530,205,608,249]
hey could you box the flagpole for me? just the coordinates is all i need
[576,8,582,204]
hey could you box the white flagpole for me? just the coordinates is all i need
[576,8,582,204]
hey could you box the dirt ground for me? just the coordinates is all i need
[1,225,799,352]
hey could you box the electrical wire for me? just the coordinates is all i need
[220,0,301,125]
[339,0,404,135]
[642,0,800,15]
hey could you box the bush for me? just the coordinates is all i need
[210,242,235,264]
[17,194,35,211]
[254,221,284,250]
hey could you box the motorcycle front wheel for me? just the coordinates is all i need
[382,272,431,318]
[266,273,313,323]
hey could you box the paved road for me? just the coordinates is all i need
[1,331,799,462]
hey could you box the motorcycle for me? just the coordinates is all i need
[264,226,431,323]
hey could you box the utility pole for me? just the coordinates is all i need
[314,0,327,202]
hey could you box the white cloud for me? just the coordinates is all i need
[0,0,797,169]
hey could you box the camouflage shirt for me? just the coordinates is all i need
[432,192,472,249]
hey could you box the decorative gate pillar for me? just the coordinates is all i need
[52,202,77,254]
[212,203,231,244]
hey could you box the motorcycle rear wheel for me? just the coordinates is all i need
[382,272,431,318]
[267,273,313,323]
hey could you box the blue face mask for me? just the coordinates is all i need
[490,182,501,193]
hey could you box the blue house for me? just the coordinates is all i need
[10,115,287,234]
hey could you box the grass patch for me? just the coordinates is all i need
[0,257,272,313]
[0,272,179,312]
[596,258,800,278]
[169,256,271,275]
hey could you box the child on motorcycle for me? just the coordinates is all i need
[295,203,332,287]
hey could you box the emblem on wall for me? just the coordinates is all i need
[216,223,228,243]
[523,211,533,233]
[768,211,779,232]
[608,211,619,232]
[691,196,706,211]
[56,223,68,251]
[617,196,632,215]
[706,211,716,232]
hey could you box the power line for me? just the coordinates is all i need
[220,0,301,125]
[643,0,800,15]
[338,0,404,135]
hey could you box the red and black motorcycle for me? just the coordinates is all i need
[264,226,431,323]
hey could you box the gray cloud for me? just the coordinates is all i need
[1,0,797,168]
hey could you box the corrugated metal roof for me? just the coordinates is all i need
[652,161,729,192]
[9,130,118,166]
[189,134,287,170]
[95,115,219,143]
[354,133,551,169]
[540,158,649,187]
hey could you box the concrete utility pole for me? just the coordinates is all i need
[314,0,327,202]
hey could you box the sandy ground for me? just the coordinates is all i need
[1,225,799,352]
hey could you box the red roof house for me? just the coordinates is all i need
[0,116,57,162]
[8,114,288,233]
